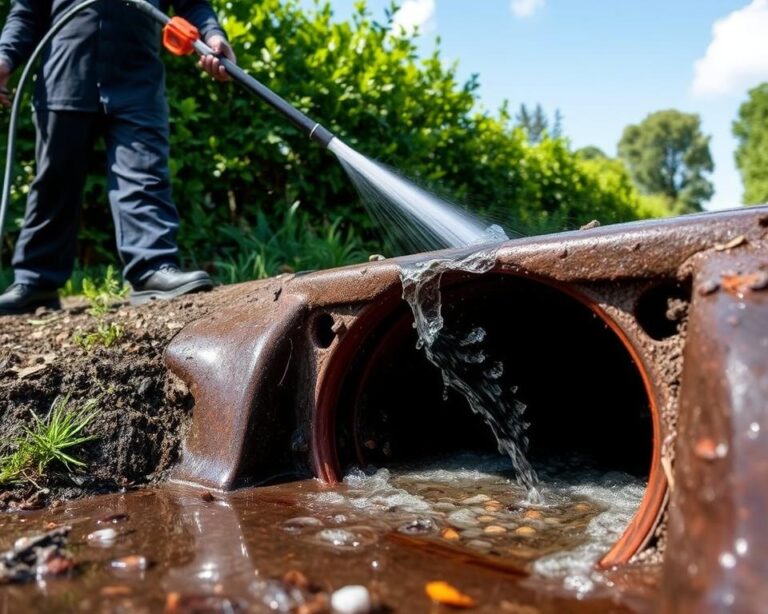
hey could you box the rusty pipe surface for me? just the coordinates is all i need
[661,246,768,612]
[164,206,768,580]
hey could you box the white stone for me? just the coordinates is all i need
[461,494,491,505]
[331,585,371,614]
[87,528,117,546]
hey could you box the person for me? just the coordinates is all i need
[0,0,236,315]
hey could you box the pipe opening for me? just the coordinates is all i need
[334,275,653,478]
[313,313,337,349]
[315,273,663,564]
[634,280,690,341]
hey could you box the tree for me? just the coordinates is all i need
[575,146,607,160]
[618,110,714,214]
[516,103,549,144]
[733,83,768,205]
[515,104,564,144]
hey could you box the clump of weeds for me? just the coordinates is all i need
[73,265,128,351]
[0,394,100,487]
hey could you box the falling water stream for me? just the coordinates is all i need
[330,138,537,488]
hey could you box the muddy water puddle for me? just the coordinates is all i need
[0,456,659,612]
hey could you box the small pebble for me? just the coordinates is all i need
[447,510,480,528]
[282,517,324,532]
[477,515,495,523]
[484,525,507,535]
[110,555,149,572]
[441,528,460,541]
[331,585,371,614]
[523,510,543,520]
[88,528,117,546]
[460,529,483,539]
[515,526,536,537]
[573,502,591,513]
[434,502,456,512]
[466,539,493,551]
[461,494,490,505]
[484,503,503,513]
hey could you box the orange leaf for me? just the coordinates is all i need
[425,581,476,608]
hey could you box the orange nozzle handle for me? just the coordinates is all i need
[163,16,199,56]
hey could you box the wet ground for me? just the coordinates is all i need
[0,455,660,612]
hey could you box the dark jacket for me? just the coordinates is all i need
[0,0,225,112]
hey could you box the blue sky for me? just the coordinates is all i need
[299,0,768,210]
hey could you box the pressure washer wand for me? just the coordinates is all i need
[148,6,336,147]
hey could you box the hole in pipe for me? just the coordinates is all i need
[335,275,652,477]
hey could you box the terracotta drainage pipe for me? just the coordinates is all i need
[312,271,666,567]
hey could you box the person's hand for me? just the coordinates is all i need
[0,59,12,108]
[199,34,236,82]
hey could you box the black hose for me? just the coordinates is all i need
[0,0,102,270]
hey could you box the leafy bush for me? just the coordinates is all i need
[0,0,666,284]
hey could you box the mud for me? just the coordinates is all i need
[0,288,236,507]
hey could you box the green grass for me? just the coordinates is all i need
[80,265,129,316]
[0,395,99,486]
[72,265,129,351]
[215,202,369,284]
[73,321,125,351]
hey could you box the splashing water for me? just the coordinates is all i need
[329,139,535,488]
[400,248,539,491]
[328,139,507,253]
[304,454,644,592]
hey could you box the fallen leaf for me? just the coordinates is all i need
[12,364,49,379]
[425,581,476,608]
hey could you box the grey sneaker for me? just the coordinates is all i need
[130,264,213,306]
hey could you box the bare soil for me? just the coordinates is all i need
[0,288,226,509]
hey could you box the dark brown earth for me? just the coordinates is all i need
[0,288,229,509]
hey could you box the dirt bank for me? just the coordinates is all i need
[0,285,247,508]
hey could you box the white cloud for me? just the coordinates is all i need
[510,0,545,18]
[692,0,768,97]
[392,0,436,34]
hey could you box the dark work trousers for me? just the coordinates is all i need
[12,104,180,289]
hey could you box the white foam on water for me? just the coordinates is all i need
[305,455,645,595]
[316,467,432,514]
[531,468,646,594]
